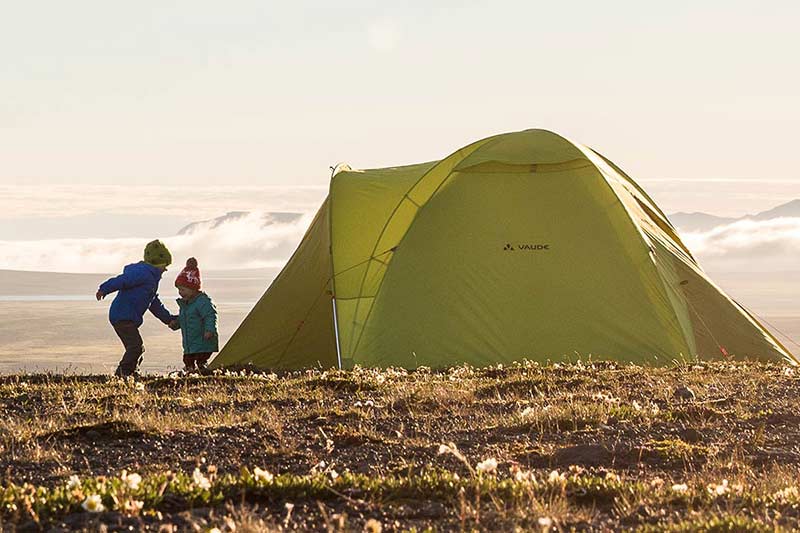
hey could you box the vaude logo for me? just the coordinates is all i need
[503,243,550,251]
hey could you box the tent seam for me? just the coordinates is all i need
[344,135,503,358]
[575,145,695,357]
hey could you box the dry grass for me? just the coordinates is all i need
[2,361,800,531]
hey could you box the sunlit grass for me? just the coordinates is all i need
[1,361,799,530]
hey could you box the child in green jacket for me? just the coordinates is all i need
[171,258,219,371]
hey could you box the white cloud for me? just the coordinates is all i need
[0,211,314,273]
[684,217,800,271]
[5,184,798,274]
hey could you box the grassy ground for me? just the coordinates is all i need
[2,361,800,531]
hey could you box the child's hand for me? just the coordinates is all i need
[169,320,180,330]
[95,291,105,301]
[204,331,214,340]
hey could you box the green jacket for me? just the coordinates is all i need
[176,292,219,355]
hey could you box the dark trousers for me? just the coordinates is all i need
[113,321,145,377]
[183,352,212,371]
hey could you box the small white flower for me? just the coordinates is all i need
[475,458,498,475]
[672,483,689,493]
[121,471,142,490]
[438,444,452,455]
[67,475,80,489]
[192,468,211,490]
[82,494,105,513]
[512,466,534,482]
[707,479,729,496]
[774,486,799,501]
[329,469,339,480]
[364,518,383,533]
[253,467,274,483]
[123,499,144,513]
[538,516,553,527]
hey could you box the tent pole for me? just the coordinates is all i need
[329,162,348,370]
[332,296,343,370]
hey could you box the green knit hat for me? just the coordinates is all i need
[143,240,172,268]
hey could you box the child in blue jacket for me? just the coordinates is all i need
[96,240,178,377]
[171,257,219,372]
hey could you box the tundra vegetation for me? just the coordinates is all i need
[1,361,799,531]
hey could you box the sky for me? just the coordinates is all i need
[1,1,799,189]
[2,1,800,273]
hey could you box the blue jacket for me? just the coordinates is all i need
[99,262,175,327]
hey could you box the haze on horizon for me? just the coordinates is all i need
[1,1,799,201]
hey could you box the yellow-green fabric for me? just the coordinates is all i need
[329,162,437,363]
[356,165,689,366]
[212,129,796,370]
[211,200,336,369]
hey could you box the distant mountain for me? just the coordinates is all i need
[668,212,738,232]
[751,199,800,220]
[669,199,800,232]
[178,211,303,235]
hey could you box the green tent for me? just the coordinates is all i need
[211,129,795,369]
